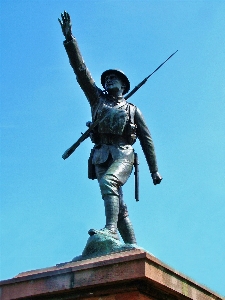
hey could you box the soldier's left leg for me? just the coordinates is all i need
[118,216,137,244]
[117,187,137,244]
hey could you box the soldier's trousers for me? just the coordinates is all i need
[95,155,133,220]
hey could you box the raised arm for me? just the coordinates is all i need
[58,11,101,107]
[58,11,73,42]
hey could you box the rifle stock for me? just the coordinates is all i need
[62,119,100,159]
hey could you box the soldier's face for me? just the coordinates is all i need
[104,74,125,94]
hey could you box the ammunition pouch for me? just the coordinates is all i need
[86,121,100,144]
[98,134,128,145]
[89,131,100,144]
[126,123,137,145]
[90,123,137,146]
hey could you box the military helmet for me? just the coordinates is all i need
[101,69,130,95]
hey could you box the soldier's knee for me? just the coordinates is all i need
[99,175,119,197]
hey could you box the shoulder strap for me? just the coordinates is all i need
[128,103,136,124]
[92,98,103,121]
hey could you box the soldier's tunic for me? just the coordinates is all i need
[64,38,158,217]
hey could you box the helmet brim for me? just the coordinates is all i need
[101,69,130,95]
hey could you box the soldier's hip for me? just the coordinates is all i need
[92,143,134,165]
[95,156,133,198]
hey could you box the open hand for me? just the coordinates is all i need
[58,11,72,41]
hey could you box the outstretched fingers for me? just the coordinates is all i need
[58,11,69,25]
[58,11,72,40]
[66,11,70,22]
[62,11,70,23]
[58,17,63,27]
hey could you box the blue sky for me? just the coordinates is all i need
[1,0,224,296]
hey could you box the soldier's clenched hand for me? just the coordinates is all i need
[151,172,162,185]
[58,11,72,41]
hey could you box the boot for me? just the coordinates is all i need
[104,195,120,239]
[118,216,137,244]
[88,195,120,240]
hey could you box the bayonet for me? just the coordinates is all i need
[124,50,178,100]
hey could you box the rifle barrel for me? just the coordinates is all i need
[125,50,178,100]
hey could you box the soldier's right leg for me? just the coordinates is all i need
[92,158,133,240]
[88,156,120,240]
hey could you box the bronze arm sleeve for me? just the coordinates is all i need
[135,107,158,174]
[63,38,101,107]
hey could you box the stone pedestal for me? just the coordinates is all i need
[0,249,223,300]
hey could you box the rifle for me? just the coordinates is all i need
[62,50,178,159]
[62,101,126,159]
[124,50,178,100]
[62,119,99,160]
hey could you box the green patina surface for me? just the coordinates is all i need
[72,233,139,262]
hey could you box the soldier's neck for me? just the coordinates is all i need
[107,88,124,98]
[108,94,124,103]
[108,90,124,100]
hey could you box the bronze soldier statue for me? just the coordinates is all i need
[59,11,162,245]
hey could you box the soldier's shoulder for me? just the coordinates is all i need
[127,102,138,115]
[127,102,136,108]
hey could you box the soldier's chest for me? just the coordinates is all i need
[97,101,129,135]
